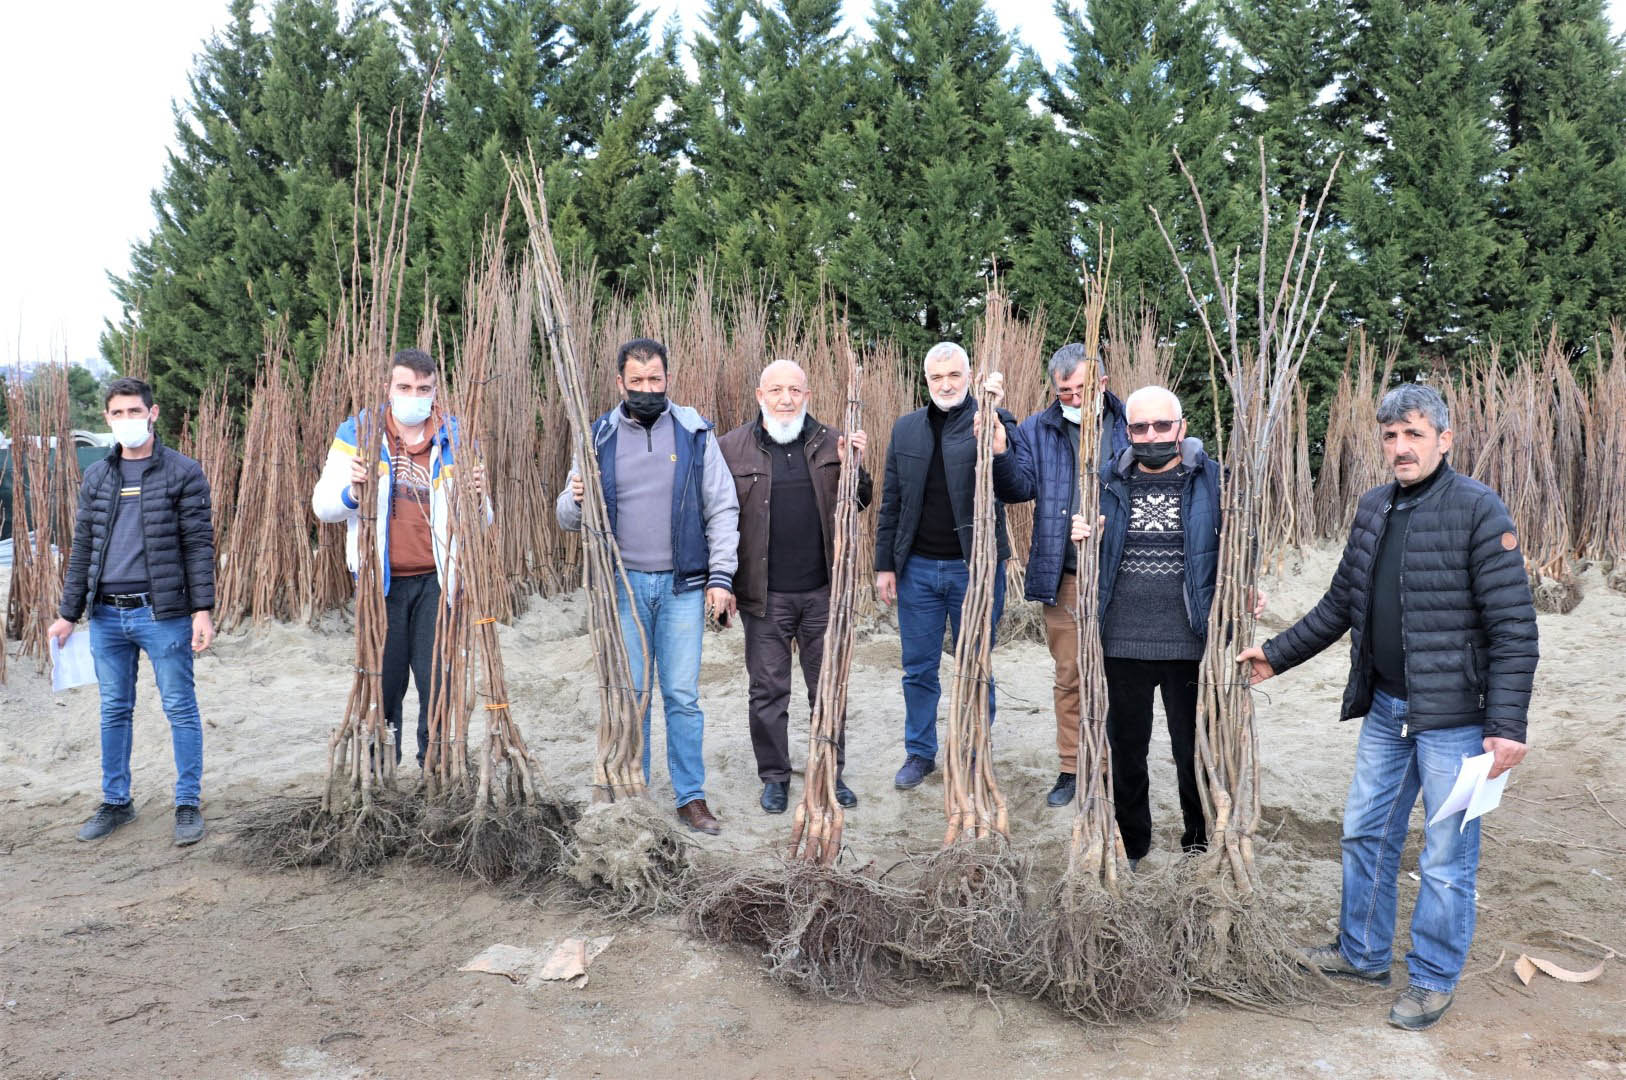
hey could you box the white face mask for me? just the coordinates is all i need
[391,393,434,427]
[1060,403,1081,424]
[110,417,152,450]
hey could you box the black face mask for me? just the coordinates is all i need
[1131,440,1179,470]
[624,389,667,424]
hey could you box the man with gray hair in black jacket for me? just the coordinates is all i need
[49,377,215,847]
[1239,382,1538,1032]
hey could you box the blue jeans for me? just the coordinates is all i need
[616,571,706,808]
[896,554,1006,761]
[89,604,204,807]
[1339,690,1484,992]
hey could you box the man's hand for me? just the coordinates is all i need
[1070,513,1106,543]
[570,473,584,505]
[837,430,868,462]
[470,462,485,498]
[348,456,370,502]
[973,410,1008,455]
[1251,590,1268,617]
[1236,645,1275,684]
[1483,736,1527,779]
[191,611,215,652]
[47,617,74,649]
[705,587,736,627]
[875,571,897,606]
[983,371,1004,405]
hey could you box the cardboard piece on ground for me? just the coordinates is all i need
[459,944,537,983]
[460,937,614,989]
[534,935,614,989]
[1513,952,1608,986]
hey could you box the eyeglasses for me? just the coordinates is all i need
[1127,419,1179,436]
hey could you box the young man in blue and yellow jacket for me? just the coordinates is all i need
[313,348,478,768]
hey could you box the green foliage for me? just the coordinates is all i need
[102,0,1626,438]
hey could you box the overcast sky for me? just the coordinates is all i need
[3,0,1622,370]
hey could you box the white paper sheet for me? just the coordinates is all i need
[50,629,96,692]
[1427,751,1508,832]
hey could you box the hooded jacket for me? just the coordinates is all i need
[555,401,739,594]
[311,408,477,595]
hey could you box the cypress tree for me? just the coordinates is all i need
[1041,0,1244,337]
[667,0,854,308]
[811,0,1043,358]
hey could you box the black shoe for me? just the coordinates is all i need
[173,805,205,847]
[1046,772,1076,807]
[760,781,789,814]
[834,778,858,808]
[77,802,136,841]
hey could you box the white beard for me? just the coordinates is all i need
[761,406,807,445]
[931,386,968,411]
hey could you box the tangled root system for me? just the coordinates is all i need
[685,861,918,1002]
[1027,875,1187,1023]
[233,790,417,872]
[900,843,1042,991]
[1532,575,1582,614]
[565,798,693,916]
[1150,860,1341,1012]
[413,793,581,886]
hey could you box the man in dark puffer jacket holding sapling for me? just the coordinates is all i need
[1239,383,1538,1032]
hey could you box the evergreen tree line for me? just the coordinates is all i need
[103,0,1626,447]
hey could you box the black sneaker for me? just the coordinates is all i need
[834,778,858,808]
[1046,772,1077,807]
[1299,941,1393,986]
[77,802,137,841]
[174,805,206,847]
[760,781,789,814]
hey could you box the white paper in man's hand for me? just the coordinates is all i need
[50,629,96,692]
[1427,751,1508,832]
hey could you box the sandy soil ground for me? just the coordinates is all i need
[3,545,1625,1079]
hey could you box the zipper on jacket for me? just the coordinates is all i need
[1398,509,1413,736]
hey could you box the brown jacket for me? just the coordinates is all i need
[717,414,874,618]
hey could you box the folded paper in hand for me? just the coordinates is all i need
[1427,751,1507,832]
[50,630,96,692]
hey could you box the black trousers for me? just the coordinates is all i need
[382,571,440,765]
[1104,656,1207,860]
[740,587,846,784]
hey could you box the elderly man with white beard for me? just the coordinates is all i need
[718,359,872,813]
[874,342,1014,791]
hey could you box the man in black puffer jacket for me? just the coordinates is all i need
[49,377,215,848]
[874,342,1013,791]
[1240,383,1537,1032]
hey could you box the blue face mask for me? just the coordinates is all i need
[391,393,434,427]
[1060,403,1082,424]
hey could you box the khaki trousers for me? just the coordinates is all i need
[1042,572,1083,773]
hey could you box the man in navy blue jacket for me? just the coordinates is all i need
[992,344,1128,807]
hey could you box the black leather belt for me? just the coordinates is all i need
[98,592,151,609]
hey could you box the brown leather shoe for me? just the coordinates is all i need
[677,799,720,835]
